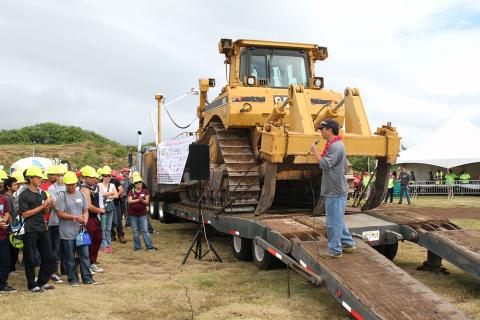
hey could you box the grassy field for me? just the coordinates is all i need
[2,199,480,319]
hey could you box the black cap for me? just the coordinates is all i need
[319,118,339,131]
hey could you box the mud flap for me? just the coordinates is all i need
[361,158,390,211]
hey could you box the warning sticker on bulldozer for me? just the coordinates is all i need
[362,230,380,241]
[157,135,195,184]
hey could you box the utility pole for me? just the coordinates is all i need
[155,94,163,145]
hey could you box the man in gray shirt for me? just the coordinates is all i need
[56,171,94,286]
[310,119,356,258]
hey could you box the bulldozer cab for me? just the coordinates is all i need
[219,39,328,89]
[239,48,309,88]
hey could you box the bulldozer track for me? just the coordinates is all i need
[180,123,262,213]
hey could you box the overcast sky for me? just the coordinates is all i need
[1,0,479,147]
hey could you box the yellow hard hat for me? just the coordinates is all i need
[25,165,44,178]
[47,165,60,175]
[0,169,8,180]
[132,171,141,178]
[80,166,96,178]
[102,165,112,175]
[132,175,143,184]
[97,168,103,176]
[64,171,78,185]
[42,171,49,179]
[11,170,25,184]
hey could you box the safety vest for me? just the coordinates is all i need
[363,176,370,187]
[388,178,394,189]
[459,173,471,184]
[445,173,456,185]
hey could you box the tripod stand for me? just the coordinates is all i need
[182,181,222,264]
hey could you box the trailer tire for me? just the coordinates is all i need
[232,236,252,261]
[373,243,398,261]
[151,201,160,220]
[158,203,172,224]
[252,241,276,270]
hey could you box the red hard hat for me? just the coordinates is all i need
[75,170,81,177]
[112,170,118,176]
[115,174,122,182]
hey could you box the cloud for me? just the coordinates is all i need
[0,0,478,150]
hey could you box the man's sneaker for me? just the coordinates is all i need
[90,269,96,275]
[0,285,18,293]
[90,264,104,273]
[147,247,158,252]
[342,243,357,253]
[30,286,44,293]
[70,282,79,287]
[84,280,99,285]
[41,284,55,290]
[319,249,342,258]
[50,274,64,284]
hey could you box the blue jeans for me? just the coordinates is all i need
[61,239,92,284]
[325,196,355,254]
[399,185,411,204]
[101,209,114,248]
[130,215,154,250]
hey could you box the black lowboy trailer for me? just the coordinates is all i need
[159,202,467,320]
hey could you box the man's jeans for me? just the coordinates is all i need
[23,231,55,290]
[61,239,92,284]
[0,237,11,289]
[130,215,154,250]
[325,195,355,254]
[399,185,411,204]
[101,209,114,248]
[112,202,124,238]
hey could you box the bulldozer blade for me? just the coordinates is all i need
[254,162,277,216]
[361,158,390,211]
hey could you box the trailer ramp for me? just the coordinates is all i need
[297,238,466,320]
[366,208,480,278]
[259,216,467,320]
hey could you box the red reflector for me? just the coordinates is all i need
[351,309,364,320]
[336,289,341,298]
[267,247,276,255]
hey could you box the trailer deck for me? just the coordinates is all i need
[164,203,468,319]
[365,208,480,278]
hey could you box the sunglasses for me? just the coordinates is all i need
[103,175,111,178]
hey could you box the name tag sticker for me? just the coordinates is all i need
[75,198,82,203]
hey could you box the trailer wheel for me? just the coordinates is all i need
[232,236,252,261]
[373,243,398,261]
[158,203,172,224]
[252,241,275,270]
[151,201,160,220]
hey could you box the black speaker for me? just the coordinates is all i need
[188,144,210,180]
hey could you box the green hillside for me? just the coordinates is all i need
[0,122,120,146]
[0,123,131,170]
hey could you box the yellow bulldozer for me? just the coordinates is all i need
[153,38,400,215]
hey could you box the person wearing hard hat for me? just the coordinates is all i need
[46,165,67,284]
[0,168,8,193]
[2,176,20,276]
[80,166,105,274]
[56,171,95,286]
[0,175,17,293]
[127,174,157,251]
[98,166,118,253]
[18,165,56,292]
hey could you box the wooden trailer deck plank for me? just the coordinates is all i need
[301,239,466,320]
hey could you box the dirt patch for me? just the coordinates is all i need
[413,208,480,220]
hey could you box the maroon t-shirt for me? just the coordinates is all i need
[127,188,149,216]
[0,195,11,240]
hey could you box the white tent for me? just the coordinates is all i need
[9,157,54,174]
[397,114,480,168]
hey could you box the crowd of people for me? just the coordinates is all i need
[0,163,156,293]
